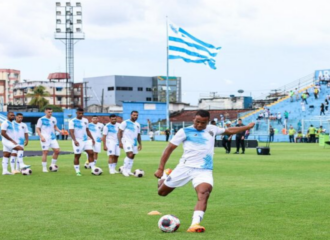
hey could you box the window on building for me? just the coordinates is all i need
[138,87,143,91]
[56,19,61,24]
[146,88,152,91]
[116,87,133,91]
[146,97,152,101]
[56,87,63,92]
[56,11,61,15]
[153,97,158,101]
[77,19,82,24]
[108,87,114,91]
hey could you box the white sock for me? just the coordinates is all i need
[74,165,80,173]
[10,157,16,171]
[16,159,20,171]
[42,162,47,168]
[128,159,134,172]
[89,161,96,170]
[113,163,117,170]
[51,159,57,165]
[108,164,112,170]
[2,157,9,173]
[123,157,130,170]
[191,211,204,225]
[17,150,25,165]
[94,159,97,164]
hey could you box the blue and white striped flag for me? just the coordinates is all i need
[168,22,221,70]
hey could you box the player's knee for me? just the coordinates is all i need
[198,190,211,201]
[53,149,60,154]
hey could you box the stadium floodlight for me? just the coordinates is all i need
[55,2,85,109]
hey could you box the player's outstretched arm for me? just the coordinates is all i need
[224,123,255,135]
[137,133,142,151]
[154,143,177,179]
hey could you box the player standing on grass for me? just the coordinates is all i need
[69,108,97,176]
[154,110,255,233]
[1,112,30,175]
[36,108,61,172]
[103,114,121,174]
[86,116,104,165]
[10,113,29,174]
[117,111,142,177]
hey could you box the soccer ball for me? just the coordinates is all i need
[49,165,59,172]
[158,215,180,233]
[118,166,124,173]
[84,163,91,169]
[21,168,32,176]
[133,169,145,178]
[92,167,103,176]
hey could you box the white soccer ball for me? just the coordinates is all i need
[92,167,103,176]
[21,168,32,176]
[118,166,124,173]
[158,215,180,233]
[133,169,145,178]
[84,163,91,169]
[49,165,59,172]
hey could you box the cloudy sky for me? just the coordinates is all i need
[1,0,330,105]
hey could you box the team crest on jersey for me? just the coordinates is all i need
[22,126,24,129]
[84,122,87,125]
[52,121,55,124]
[208,131,214,137]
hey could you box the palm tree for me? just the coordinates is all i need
[26,85,50,110]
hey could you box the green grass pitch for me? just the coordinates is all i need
[0,141,329,240]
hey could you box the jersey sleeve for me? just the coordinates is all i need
[102,125,108,135]
[119,121,126,131]
[36,118,42,128]
[24,124,29,133]
[215,126,225,135]
[53,117,57,126]
[170,129,186,146]
[1,121,8,131]
[68,120,74,130]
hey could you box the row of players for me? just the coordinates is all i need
[1,108,142,176]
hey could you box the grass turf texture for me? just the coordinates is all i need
[0,141,329,240]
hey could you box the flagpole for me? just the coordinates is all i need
[166,16,170,130]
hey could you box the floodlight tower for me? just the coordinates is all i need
[55,2,84,109]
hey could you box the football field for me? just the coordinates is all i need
[0,141,329,240]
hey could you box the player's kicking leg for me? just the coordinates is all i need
[49,147,60,171]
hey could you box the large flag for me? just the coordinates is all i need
[168,22,221,70]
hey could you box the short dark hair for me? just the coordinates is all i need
[45,107,52,111]
[238,118,242,121]
[195,110,210,118]
[76,108,84,112]
[92,115,98,118]
[109,114,116,118]
[210,120,216,124]
[131,111,138,114]
[7,111,14,115]
[16,113,23,116]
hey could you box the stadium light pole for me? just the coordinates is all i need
[55,2,85,109]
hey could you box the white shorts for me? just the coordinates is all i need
[72,139,93,154]
[164,164,213,189]
[40,139,60,151]
[122,140,138,154]
[106,141,121,156]
[2,141,19,153]
[93,142,102,153]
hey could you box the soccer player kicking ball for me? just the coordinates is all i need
[1,112,30,175]
[36,107,61,172]
[103,114,121,174]
[69,108,97,176]
[117,111,142,177]
[11,113,29,174]
[87,116,104,165]
[154,110,255,233]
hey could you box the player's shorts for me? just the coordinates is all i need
[72,139,93,154]
[164,164,213,189]
[122,140,138,154]
[106,141,121,156]
[2,141,19,153]
[93,142,102,153]
[40,139,59,151]
[12,145,24,154]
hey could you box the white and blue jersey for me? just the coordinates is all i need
[13,121,28,146]
[119,120,140,146]
[69,117,89,141]
[36,116,57,140]
[1,120,16,144]
[103,122,120,143]
[88,122,104,143]
[170,125,225,170]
